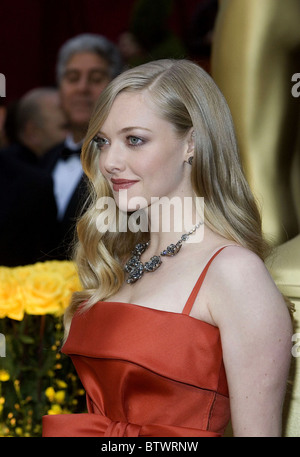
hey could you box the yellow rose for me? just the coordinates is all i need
[0,396,5,413]
[55,380,68,389]
[47,404,63,415]
[0,267,24,320]
[45,387,55,402]
[52,261,82,314]
[22,261,81,316]
[0,370,10,382]
[47,404,70,415]
[45,386,65,404]
[0,260,81,319]
[55,390,66,404]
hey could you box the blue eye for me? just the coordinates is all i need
[93,136,109,150]
[128,136,143,146]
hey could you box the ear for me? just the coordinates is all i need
[21,120,37,141]
[184,128,195,163]
[20,120,43,152]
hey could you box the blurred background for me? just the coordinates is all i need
[0,0,299,437]
[0,0,215,104]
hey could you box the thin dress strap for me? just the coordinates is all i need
[182,246,228,316]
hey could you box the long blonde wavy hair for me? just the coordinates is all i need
[63,58,269,338]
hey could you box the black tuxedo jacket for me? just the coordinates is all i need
[40,142,89,260]
[0,148,58,266]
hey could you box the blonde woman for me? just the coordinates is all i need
[43,59,292,437]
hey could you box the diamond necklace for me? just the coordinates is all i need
[124,222,202,284]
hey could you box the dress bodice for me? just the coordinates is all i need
[42,247,231,437]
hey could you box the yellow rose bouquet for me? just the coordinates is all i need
[0,261,86,437]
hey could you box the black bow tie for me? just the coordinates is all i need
[60,147,81,161]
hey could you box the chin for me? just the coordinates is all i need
[70,119,90,132]
[116,192,149,213]
[69,110,91,125]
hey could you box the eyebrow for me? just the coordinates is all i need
[63,68,109,77]
[95,126,153,138]
[116,126,153,134]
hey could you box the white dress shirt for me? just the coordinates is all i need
[52,135,83,221]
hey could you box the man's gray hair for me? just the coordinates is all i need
[56,33,123,83]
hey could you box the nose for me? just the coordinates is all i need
[75,75,90,93]
[101,143,126,175]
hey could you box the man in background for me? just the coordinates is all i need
[16,87,68,162]
[1,87,68,164]
[0,87,68,266]
[41,33,123,259]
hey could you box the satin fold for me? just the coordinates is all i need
[42,413,220,437]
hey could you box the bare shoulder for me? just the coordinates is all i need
[207,245,292,330]
[210,246,293,437]
[213,244,267,278]
[211,245,277,292]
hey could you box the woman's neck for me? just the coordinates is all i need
[144,195,204,256]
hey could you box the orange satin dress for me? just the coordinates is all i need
[42,247,230,437]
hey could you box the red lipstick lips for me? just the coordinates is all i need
[111,178,139,191]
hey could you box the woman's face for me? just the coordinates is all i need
[97,90,193,213]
